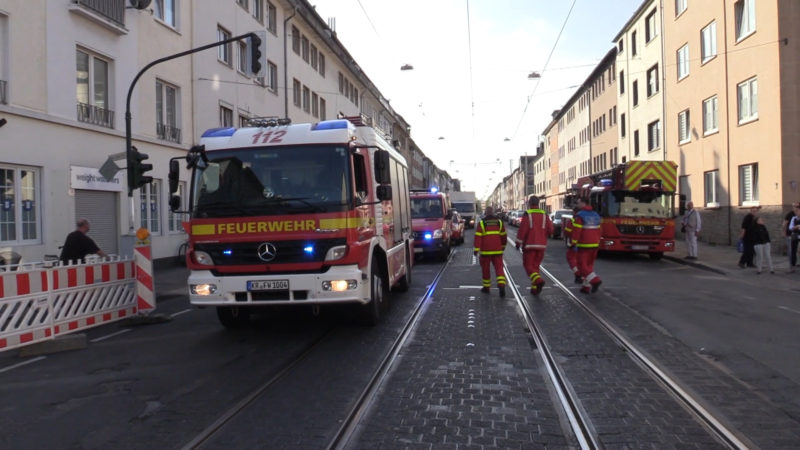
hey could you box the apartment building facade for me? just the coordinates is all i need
[588,49,620,175]
[0,0,438,264]
[665,0,800,245]
[615,0,666,163]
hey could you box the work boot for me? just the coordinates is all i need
[574,274,583,284]
[591,279,602,293]
[530,285,540,296]
[480,287,490,294]
[498,285,506,297]
[580,286,591,294]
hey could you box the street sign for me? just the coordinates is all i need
[99,158,120,181]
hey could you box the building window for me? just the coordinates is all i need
[618,38,624,53]
[239,114,249,128]
[634,129,640,156]
[737,77,758,123]
[675,0,687,16]
[632,80,639,106]
[76,48,114,128]
[238,40,247,73]
[267,2,277,34]
[701,21,717,63]
[302,85,310,112]
[620,113,626,138]
[156,80,181,143]
[0,165,40,244]
[739,163,758,204]
[252,0,263,23]
[318,53,325,77]
[338,72,344,94]
[704,170,719,206]
[140,181,161,235]
[236,0,248,11]
[218,26,232,65]
[678,109,690,143]
[703,95,718,134]
[646,65,659,96]
[619,70,625,94]
[631,30,637,56]
[320,97,326,120]
[293,78,301,107]
[311,92,319,118]
[219,104,233,127]
[168,182,187,233]
[310,44,318,70]
[645,9,658,42]
[267,61,277,92]
[735,0,756,41]
[291,26,300,54]
[677,44,689,80]
[301,35,309,62]
[153,0,176,27]
[647,120,661,151]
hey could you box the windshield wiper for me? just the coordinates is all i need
[257,196,328,212]
[194,201,253,216]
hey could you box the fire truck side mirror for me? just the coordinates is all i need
[169,195,181,212]
[377,185,392,201]
[168,159,180,194]
[374,150,391,185]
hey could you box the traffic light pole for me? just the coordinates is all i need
[124,31,258,197]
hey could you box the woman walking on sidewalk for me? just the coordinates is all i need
[753,217,774,274]
[739,207,759,268]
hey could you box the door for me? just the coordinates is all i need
[75,189,119,255]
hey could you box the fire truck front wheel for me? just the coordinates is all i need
[217,306,251,328]
[358,259,388,326]
[394,248,412,293]
[648,251,664,260]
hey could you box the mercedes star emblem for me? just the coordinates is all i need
[257,242,278,262]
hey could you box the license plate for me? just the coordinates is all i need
[247,279,289,291]
[414,247,423,253]
[631,245,649,251]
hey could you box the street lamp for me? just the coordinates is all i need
[400,64,414,71]
[528,71,541,79]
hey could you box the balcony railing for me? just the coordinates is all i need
[0,80,6,104]
[77,102,115,128]
[75,0,125,27]
[157,122,182,144]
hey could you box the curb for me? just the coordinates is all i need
[663,255,728,276]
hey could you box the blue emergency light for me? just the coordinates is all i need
[599,179,613,186]
[223,249,233,256]
[303,245,315,254]
[430,187,439,193]
[424,233,433,240]
[312,120,349,131]
[201,127,236,138]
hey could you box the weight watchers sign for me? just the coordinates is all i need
[70,166,125,192]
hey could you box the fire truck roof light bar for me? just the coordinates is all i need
[312,120,350,131]
[201,127,236,138]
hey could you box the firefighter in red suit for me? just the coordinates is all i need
[473,206,507,297]
[571,197,603,293]
[562,206,582,284]
[515,196,553,296]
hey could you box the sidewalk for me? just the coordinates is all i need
[666,237,799,285]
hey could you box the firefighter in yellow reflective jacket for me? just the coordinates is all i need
[473,206,508,297]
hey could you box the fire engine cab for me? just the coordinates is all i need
[168,116,413,327]
[410,188,453,261]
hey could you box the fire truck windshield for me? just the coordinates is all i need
[600,190,674,218]
[192,145,352,218]
[411,197,445,219]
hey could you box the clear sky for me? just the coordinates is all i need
[310,0,645,199]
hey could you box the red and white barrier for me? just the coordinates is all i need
[134,228,156,314]
[0,256,138,353]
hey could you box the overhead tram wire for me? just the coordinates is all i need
[356,0,381,39]
[511,0,577,140]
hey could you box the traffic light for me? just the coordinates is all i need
[127,146,153,193]
[250,32,262,75]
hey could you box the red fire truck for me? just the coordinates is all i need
[570,160,678,260]
[168,116,413,327]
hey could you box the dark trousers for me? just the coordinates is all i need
[739,239,755,266]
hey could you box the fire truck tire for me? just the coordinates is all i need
[358,260,387,325]
[438,243,451,261]
[394,249,412,292]
[648,252,664,260]
[216,306,251,328]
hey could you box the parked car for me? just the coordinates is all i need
[550,209,573,239]
[509,210,524,227]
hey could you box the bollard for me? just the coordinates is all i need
[134,227,156,314]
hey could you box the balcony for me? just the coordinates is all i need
[77,102,115,128]
[157,122,182,144]
[69,0,128,35]
[0,80,6,104]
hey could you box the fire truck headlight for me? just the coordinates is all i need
[193,251,214,266]
[322,279,358,291]
[653,226,665,232]
[433,229,443,239]
[191,283,217,296]
[325,245,347,261]
[665,242,674,248]
[604,240,615,246]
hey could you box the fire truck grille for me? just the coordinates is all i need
[196,238,347,265]
[616,225,662,235]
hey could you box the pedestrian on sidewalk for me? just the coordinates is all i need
[473,206,508,297]
[682,201,701,260]
[738,206,759,268]
[571,197,602,294]
[753,217,774,274]
[515,196,553,296]
[783,202,799,272]
[789,208,800,273]
[59,218,108,264]
[563,206,582,283]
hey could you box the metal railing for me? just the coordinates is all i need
[0,79,7,104]
[157,122,182,143]
[77,102,115,128]
[75,0,125,27]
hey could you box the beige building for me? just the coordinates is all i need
[587,49,620,174]
[664,0,800,245]
[615,0,666,162]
